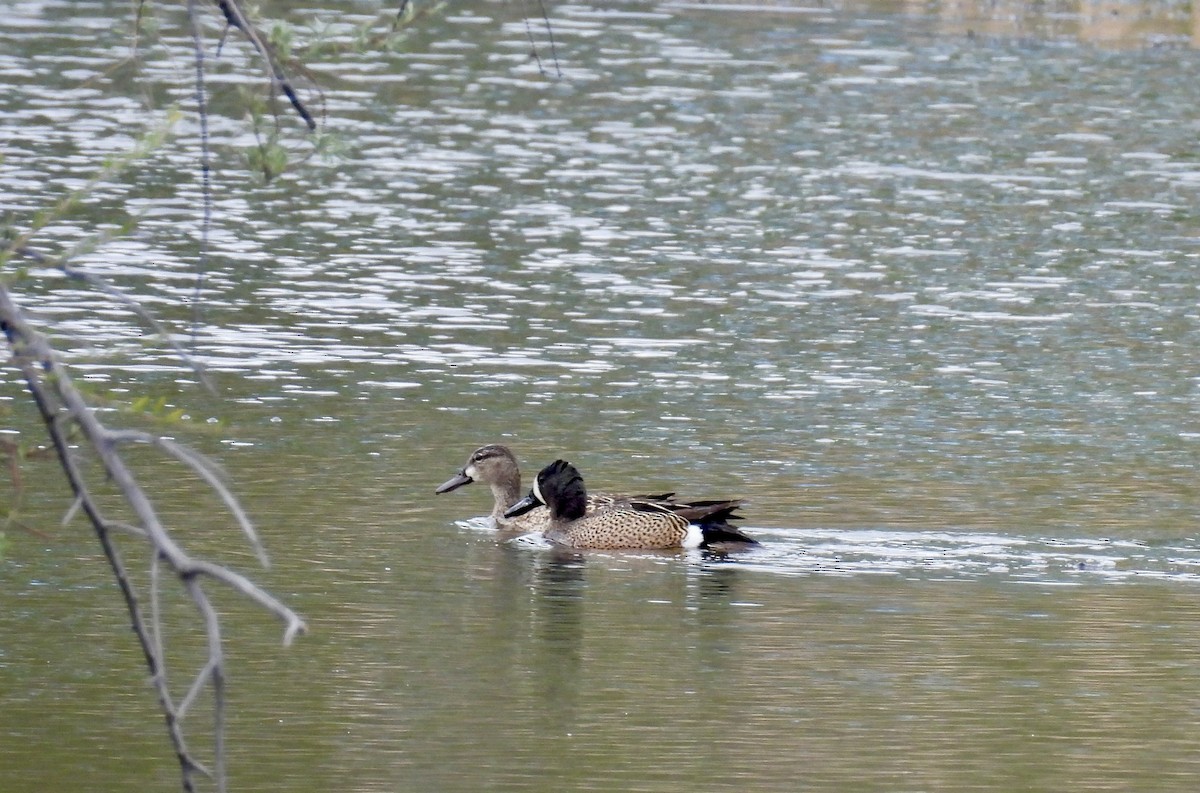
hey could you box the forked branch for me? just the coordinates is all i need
[0,284,306,793]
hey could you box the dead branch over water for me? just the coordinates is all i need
[0,285,307,792]
[0,2,435,789]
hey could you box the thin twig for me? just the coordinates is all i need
[212,0,318,130]
[394,0,412,29]
[187,0,214,350]
[105,429,268,567]
[9,243,210,390]
[57,258,213,391]
[535,0,563,79]
[523,0,562,79]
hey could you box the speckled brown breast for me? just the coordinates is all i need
[548,507,690,550]
[499,492,651,533]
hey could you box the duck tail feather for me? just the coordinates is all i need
[698,522,759,547]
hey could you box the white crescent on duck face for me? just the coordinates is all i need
[531,470,545,508]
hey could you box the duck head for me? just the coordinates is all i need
[435,444,519,494]
[503,459,588,522]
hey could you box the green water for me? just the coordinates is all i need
[3,0,1200,790]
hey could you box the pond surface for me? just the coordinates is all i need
[3,0,1200,790]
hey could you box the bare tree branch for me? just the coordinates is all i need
[0,283,306,793]
[208,0,318,130]
[105,429,269,567]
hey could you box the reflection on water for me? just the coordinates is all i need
[5,0,1200,791]
[288,524,1200,792]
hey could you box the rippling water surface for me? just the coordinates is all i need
[4,0,1200,791]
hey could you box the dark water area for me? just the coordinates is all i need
[4,0,1200,790]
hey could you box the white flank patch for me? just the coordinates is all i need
[682,524,704,549]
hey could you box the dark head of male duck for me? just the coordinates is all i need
[505,459,585,522]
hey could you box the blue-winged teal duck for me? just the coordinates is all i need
[435,444,674,532]
[503,459,758,550]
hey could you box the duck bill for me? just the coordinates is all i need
[435,471,473,494]
[503,493,541,519]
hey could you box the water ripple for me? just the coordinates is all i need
[729,529,1200,585]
